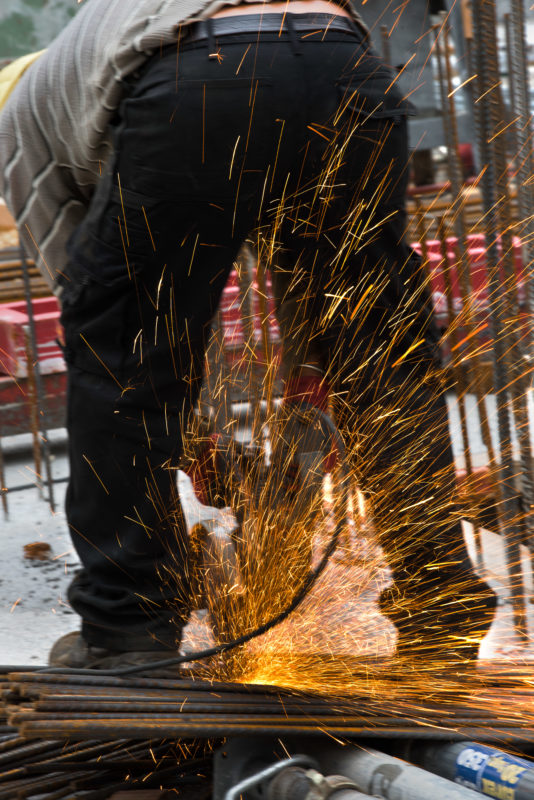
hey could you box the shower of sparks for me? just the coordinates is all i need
[66,9,534,725]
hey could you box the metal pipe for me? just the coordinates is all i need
[406,741,534,800]
[264,766,371,800]
[306,744,486,799]
[224,756,315,800]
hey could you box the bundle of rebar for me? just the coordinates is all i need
[3,664,534,745]
[0,735,213,799]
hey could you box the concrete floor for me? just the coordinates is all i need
[2,408,534,670]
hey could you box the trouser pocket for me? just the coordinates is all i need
[60,265,134,378]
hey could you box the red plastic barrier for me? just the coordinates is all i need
[0,234,524,377]
[412,234,526,331]
[0,297,64,378]
[0,269,281,378]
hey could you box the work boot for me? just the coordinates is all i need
[379,572,497,670]
[48,632,181,676]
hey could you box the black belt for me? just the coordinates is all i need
[183,13,363,44]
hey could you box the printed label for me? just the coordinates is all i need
[455,744,530,800]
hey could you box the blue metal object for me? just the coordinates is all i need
[409,741,534,800]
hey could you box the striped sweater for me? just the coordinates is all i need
[0,0,365,292]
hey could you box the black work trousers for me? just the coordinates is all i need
[60,17,491,651]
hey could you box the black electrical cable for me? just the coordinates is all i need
[38,407,349,678]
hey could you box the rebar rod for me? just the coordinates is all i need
[437,216,484,564]
[434,24,499,475]
[504,7,534,592]
[9,710,531,729]
[5,672,288,692]
[19,242,55,511]
[506,3,534,329]
[15,719,534,743]
[470,0,529,638]
[0,439,7,518]
[251,249,276,433]
[237,248,263,443]
[484,16,534,562]
[23,327,43,499]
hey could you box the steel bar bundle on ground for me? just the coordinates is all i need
[2,665,534,743]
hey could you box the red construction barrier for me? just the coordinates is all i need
[0,297,64,378]
[219,269,280,357]
[412,234,526,332]
[0,234,526,376]
[0,269,282,379]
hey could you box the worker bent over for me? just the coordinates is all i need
[0,0,496,671]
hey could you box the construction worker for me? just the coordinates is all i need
[0,0,495,671]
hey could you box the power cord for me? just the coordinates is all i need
[39,408,349,677]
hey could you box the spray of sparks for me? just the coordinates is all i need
[63,1,534,727]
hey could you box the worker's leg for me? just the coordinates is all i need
[272,44,496,659]
[60,191,246,652]
[59,40,281,652]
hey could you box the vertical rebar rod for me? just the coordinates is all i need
[482,5,534,608]
[506,1,534,330]
[504,14,534,344]
[437,216,483,568]
[236,248,262,445]
[471,0,528,638]
[434,24,498,471]
[479,5,534,525]
[24,327,43,499]
[0,437,7,517]
[19,244,55,511]
[254,256,275,432]
[504,3,534,602]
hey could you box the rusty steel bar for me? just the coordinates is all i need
[484,16,534,574]
[437,216,483,565]
[19,242,55,511]
[23,328,42,500]
[505,3,534,329]
[477,0,534,555]
[470,0,529,638]
[254,252,276,436]
[237,247,263,444]
[14,719,534,743]
[0,439,7,517]
[503,10,534,594]
[434,24,498,473]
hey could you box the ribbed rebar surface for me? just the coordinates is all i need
[2,663,534,797]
